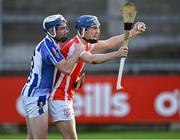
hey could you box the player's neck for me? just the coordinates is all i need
[77,35,88,45]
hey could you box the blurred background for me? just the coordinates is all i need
[1,0,180,74]
[0,0,180,139]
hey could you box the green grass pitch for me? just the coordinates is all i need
[0,130,180,139]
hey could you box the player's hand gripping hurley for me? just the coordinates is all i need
[116,3,137,90]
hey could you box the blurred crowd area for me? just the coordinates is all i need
[0,0,180,75]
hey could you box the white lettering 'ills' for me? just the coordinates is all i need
[74,83,130,117]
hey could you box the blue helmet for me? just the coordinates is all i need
[76,15,100,31]
[43,14,66,31]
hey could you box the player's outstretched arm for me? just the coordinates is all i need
[80,46,128,64]
[55,44,82,74]
[92,22,146,53]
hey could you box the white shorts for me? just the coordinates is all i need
[48,100,74,122]
[21,95,49,118]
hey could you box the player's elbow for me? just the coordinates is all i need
[91,59,98,64]
[56,60,73,75]
[88,56,98,64]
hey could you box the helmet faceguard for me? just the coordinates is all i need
[43,14,67,39]
[76,15,100,43]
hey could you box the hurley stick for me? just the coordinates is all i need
[116,3,137,90]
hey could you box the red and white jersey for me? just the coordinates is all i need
[49,35,94,101]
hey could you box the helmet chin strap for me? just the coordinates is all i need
[46,27,56,38]
[77,28,85,37]
[82,37,98,44]
[78,28,97,44]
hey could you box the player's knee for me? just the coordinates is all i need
[62,131,77,139]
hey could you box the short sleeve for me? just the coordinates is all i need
[66,43,76,58]
[42,38,64,65]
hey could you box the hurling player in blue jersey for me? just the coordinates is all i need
[21,14,82,139]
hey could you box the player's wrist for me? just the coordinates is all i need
[114,51,119,58]
[129,30,136,38]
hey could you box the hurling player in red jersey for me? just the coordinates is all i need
[49,15,146,139]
